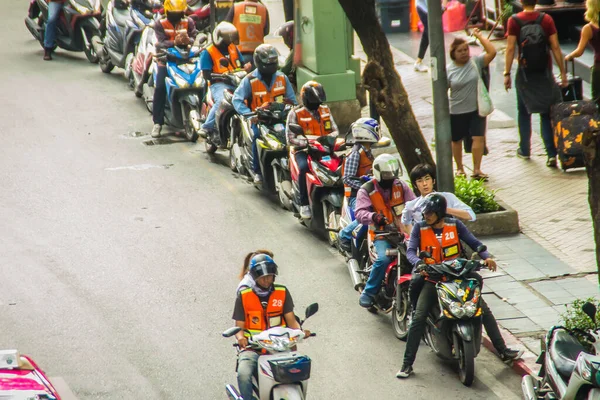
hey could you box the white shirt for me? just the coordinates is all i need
[401,191,476,225]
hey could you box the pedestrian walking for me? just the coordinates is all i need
[447,29,496,180]
[414,0,447,72]
[565,0,600,104]
[504,0,567,168]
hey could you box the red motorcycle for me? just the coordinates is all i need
[286,124,346,246]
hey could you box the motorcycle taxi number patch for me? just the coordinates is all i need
[324,121,332,130]
[275,95,284,103]
[443,245,459,258]
[240,6,262,24]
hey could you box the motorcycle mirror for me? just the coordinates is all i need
[419,251,432,260]
[196,33,208,46]
[288,123,304,136]
[305,303,319,319]
[582,302,597,325]
[219,57,230,68]
[372,137,392,148]
[222,326,242,337]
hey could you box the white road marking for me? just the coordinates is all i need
[104,164,173,171]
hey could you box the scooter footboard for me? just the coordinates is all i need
[272,384,305,400]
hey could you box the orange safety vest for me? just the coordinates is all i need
[343,146,373,198]
[419,219,461,264]
[248,74,287,110]
[240,284,287,337]
[159,18,189,42]
[364,180,406,241]
[206,43,242,74]
[294,105,334,137]
[232,1,268,53]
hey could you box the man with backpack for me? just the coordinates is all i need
[504,0,567,168]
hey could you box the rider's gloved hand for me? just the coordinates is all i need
[372,213,388,226]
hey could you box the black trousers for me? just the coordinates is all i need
[152,65,168,125]
[295,151,310,206]
[403,279,506,367]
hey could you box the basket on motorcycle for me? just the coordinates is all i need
[268,355,311,384]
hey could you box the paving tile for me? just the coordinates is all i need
[499,317,544,335]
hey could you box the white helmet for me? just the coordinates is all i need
[372,154,402,181]
[350,117,380,144]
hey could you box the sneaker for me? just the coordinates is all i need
[339,239,351,253]
[300,205,312,219]
[253,174,263,184]
[516,148,530,160]
[199,128,210,139]
[396,364,414,378]
[546,157,558,168]
[151,124,162,138]
[501,348,524,364]
[414,61,428,73]
[43,48,52,61]
[359,292,374,308]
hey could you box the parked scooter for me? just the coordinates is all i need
[419,246,488,386]
[131,19,158,98]
[286,124,346,245]
[98,0,160,80]
[222,303,318,400]
[25,0,103,63]
[0,349,61,398]
[143,38,208,141]
[522,302,600,400]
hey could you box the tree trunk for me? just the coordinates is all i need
[583,131,600,285]
[338,0,435,173]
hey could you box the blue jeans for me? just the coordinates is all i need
[152,65,168,125]
[363,239,393,297]
[202,82,234,131]
[44,1,63,49]
[237,350,259,400]
[339,197,358,243]
[517,92,557,158]
[252,123,261,173]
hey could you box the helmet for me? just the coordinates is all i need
[249,254,279,281]
[350,118,380,144]
[275,21,294,50]
[421,193,447,224]
[254,44,279,76]
[163,0,187,13]
[213,22,239,47]
[372,154,401,182]
[300,81,326,110]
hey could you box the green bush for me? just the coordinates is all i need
[561,298,600,332]
[454,176,500,214]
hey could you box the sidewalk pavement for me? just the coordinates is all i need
[352,33,599,370]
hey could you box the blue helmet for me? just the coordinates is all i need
[349,118,380,144]
[249,254,279,280]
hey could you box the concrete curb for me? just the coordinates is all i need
[481,332,539,378]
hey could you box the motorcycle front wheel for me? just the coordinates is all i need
[184,105,200,142]
[457,338,475,386]
[391,283,410,341]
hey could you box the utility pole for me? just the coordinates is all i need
[426,0,454,192]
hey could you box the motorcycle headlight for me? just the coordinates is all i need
[576,354,594,382]
[464,302,477,317]
[194,73,205,88]
[259,334,294,352]
[173,74,189,89]
[448,302,466,319]
[311,161,336,186]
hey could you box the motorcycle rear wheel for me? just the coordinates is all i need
[99,49,114,73]
[458,338,475,386]
[82,28,100,64]
[391,284,410,341]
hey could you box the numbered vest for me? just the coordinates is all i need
[363,180,406,241]
[248,74,287,110]
[206,43,242,74]
[294,105,334,137]
[419,219,462,264]
[240,284,287,337]
[343,145,373,198]
[232,1,268,53]
[159,18,189,41]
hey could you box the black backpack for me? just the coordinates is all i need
[513,13,549,71]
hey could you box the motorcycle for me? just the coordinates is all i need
[0,349,61,398]
[98,0,160,81]
[25,0,103,63]
[286,124,346,246]
[188,2,211,33]
[143,39,208,142]
[202,61,248,155]
[419,246,488,386]
[130,18,157,98]
[522,302,600,400]
[222,303,318,400]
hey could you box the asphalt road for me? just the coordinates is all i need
[0,2,523,399]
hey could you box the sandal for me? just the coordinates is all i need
[471,173,489,181]
[455,170,467,177]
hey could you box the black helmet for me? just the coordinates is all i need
[301,81,326,110]
[421,193,447,224]
[275,21,294,49]
[213,22,239,47]
[249,254,279,281]
[254,44,279,76]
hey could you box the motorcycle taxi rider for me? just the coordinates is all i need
[286,81,339,220]
[338,117,381,253]
[354,154,416,308]
[151,0,198,138]
[232,44,297,184]
[231,254,310,400]
[199,22,252,140]
[396,193,523,379]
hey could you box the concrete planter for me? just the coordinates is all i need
[463,199,520,236]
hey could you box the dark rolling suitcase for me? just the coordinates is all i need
[559,60,583,102]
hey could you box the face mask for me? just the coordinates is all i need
[305,101,321,111]
[379,179,394,190]
[167,12,183,25]
[252,281,273,297]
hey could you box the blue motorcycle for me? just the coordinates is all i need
[143,42,207,142]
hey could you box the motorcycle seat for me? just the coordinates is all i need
[549,329,586,380]
[112,8,130,28]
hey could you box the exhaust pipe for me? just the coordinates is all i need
[521,375,537,400]
[347,258,363,291]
